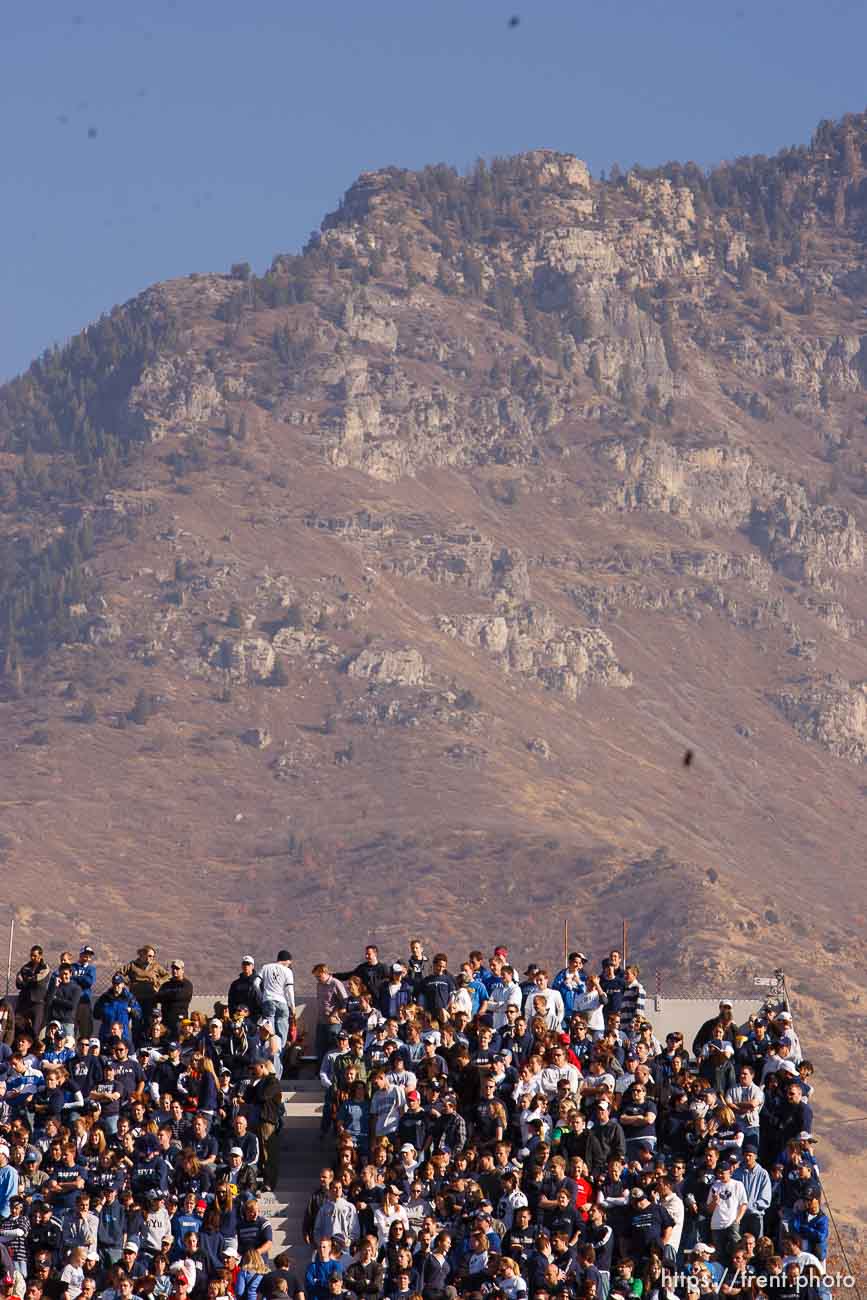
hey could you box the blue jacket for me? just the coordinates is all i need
[93,989,142,1039]
[0,1165,19,1217]
[790,1208,829,1259]
[98,1200,126,1254]
[71,961,97,1004]
[552,967,587,1021]
[305,1258,342,1300]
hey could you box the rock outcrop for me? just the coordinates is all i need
[125,356,223,442]
[438,604,631,700]
[346,644,428,687]
[775,676,867,763]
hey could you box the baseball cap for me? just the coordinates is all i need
[112,972,125,983]
[719,999,733,1008]
[123,1243,140,1255]
[80,945,95,955]
[524,963,540,975]
[222,1246,240,1259]
[241,955,255,965]
[229,1147,244,1157]
[391,962,403,973]
[277,949,292,961]
[399,1143,415,1152]
[493,946,508,958]
[406,1090,420,1101]
[167,1041,180,1051]
[210,1019,222,1029]
[777,1060,798,1075]
[797,1131,818,1142]
[88,1037,101,1047]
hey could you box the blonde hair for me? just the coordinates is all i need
[240,1250,268,1275]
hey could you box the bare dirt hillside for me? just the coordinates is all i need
[1,111,866,1234]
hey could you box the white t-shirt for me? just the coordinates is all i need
[710,1177,747,1229]
[61,1266,84,1300]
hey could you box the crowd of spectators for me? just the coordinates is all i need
[0,938,833,1300]
[0,942,300,1300]
[301,943,831,1300]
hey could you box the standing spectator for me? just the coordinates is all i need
[572,974,609,1036]
[93,975,141,1045]
[693,1001,739,1057]
[521,972,564,1032]
[726,1065,764,1145]
[44,968,82,1042]
[707,1156,748,1262]
[313,1183,360,1248]
[552,954,588,1025]
[122,948,170,1028]
[790,1192,828,1266]
[228,959,263,1020]
[244,1062,283,1193]
[15,948,50,1040]
[70,948,97,1040]
[257,954,295,1052]
[732,1141,772,1238]
[619,967,646,1027]
[0,1147,19,1219]
[418,956,456,1023]
[405,939,429,997]
[488,967,522,1031]
[336,948,388,1002]
[158,963,193,1035]
[312,967,347,1062]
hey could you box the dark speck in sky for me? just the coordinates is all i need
[508,14,520,27]
[683,749,694,768]
[87,126,98,139]
[57,114,69,126]
[71,14,84,25]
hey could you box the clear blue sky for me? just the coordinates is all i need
[2,0,866,381]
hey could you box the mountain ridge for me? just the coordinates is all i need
[1,109,866,1224]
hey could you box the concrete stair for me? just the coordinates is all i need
[256,1079,325,1263]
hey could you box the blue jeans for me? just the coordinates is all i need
[262,999,289,1050]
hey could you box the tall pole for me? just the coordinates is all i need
[5,913,14,997]
[622,917,628,969]
[563,919,568,966]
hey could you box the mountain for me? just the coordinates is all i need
[2,111,867,1227]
